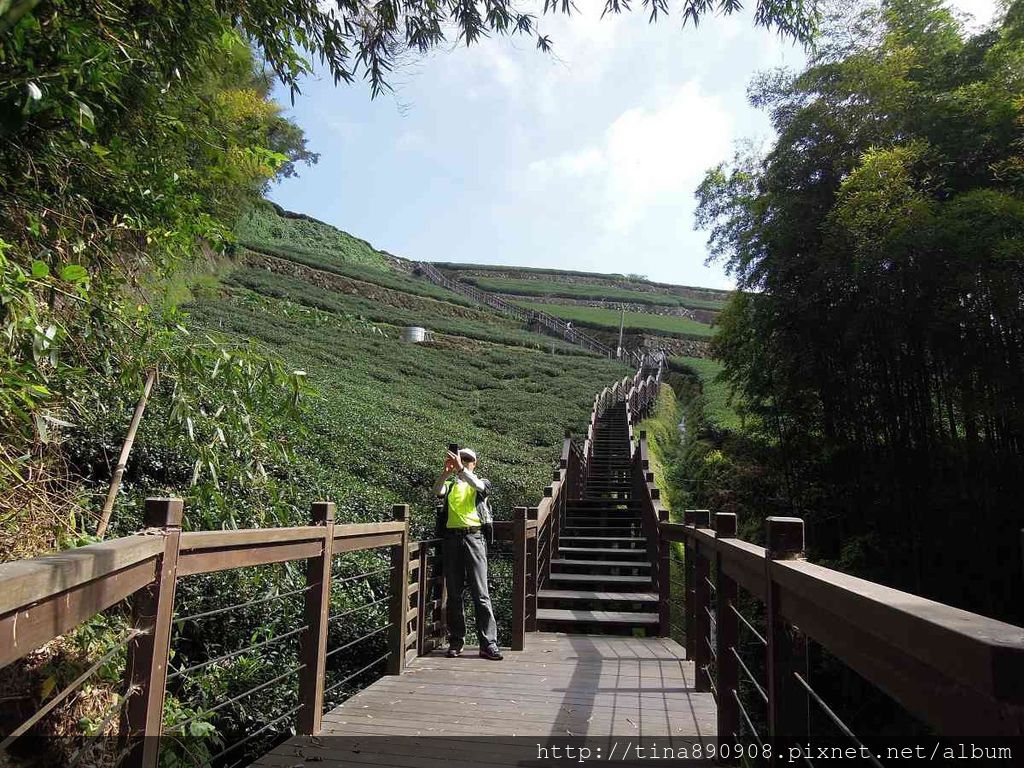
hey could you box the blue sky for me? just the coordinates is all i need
[269,0,998,290]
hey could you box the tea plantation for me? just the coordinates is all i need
[431,261,729,350]
[187,205,632,534]
[463,275,728,311]
[512,299,716,339]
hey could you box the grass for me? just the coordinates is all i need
[464,275,727,311]
[512,300,715,339]
[236,202,387,268]
[671,356,742,430]
[637,384,682,515]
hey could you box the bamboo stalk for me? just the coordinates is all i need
[96,369,157,539]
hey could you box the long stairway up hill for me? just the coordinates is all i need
[537,402,659,636]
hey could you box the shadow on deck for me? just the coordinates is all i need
[250,633,717,767]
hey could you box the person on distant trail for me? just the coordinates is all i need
[433,447,503,661]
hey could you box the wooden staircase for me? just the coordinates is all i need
[536,402,659,635]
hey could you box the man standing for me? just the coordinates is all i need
[433,448,503,660]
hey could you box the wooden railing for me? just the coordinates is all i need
[0,499,444,767]
[506,354,663,632]
[495,430,585,649]
[625,433,1024,753]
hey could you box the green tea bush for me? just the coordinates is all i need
[236,204,387,268]
[240,242,477,307]
[465,275,727,311]
[229,268,597,355]
[512,300,715,339]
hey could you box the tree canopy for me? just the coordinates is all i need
[695,0,1024,621]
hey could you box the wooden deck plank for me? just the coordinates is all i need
[247,633,717,767]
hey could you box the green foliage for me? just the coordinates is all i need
[1,5,320,558]
[436,261,729,295]
[182,280,629,527]
[239,241,476,307]
[230,267,597,355]
[636,385,684,515]
[236,204,388,269]
[694,0,1024,622]
[669,355,742,431]
[461,275,728,310]
[512,299,715,338]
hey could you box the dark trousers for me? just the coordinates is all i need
[443,530,498,649]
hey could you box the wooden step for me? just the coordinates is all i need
[547,572,652,586]
[559,535,646,544]
[562,532,639,541]
[568,500,639,508]
[537,589,658,603]
[565,518,643,524]
[551,558,652,569]
[535,608,659,626]
[558,546,648,557]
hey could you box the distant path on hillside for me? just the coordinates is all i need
[414,262,633,362]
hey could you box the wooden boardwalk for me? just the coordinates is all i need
[251,633,717,767]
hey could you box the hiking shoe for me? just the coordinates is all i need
[446,645,463,658]
[479,646,504,661]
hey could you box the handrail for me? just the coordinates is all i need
[506,357,663,648]
[642,472,1024,743]
[0,499,433,767]
[0,534,165,618]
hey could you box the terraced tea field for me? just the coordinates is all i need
[511,299,716,339]
[432,262,732,354]
[193,203,630,536]
[462,275,727,311]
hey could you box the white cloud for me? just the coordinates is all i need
[528,81,733,234]
[949,0,1000,29]
[528,146,605,177]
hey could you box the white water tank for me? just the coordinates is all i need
[401,326,427,343]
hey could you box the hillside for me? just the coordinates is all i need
[432,262,732,358]
[175,202,632,534]
[175,201,736,532]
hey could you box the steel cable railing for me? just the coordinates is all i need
[173,585,313,625]
[0,628,144,752]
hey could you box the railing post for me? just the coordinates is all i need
[714,512,739,749]
[387,504,411,675]
[297,501,335,735]
[550,470,563,581]
[693,510,712,694]
[120,498,183,768]
[682,509,707,664]
[766,516,808,764]
[657,508,670,637]
[416,542,429,656]
[436,542,448,648]
[512,506,527,651]
[526,507,539,632]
